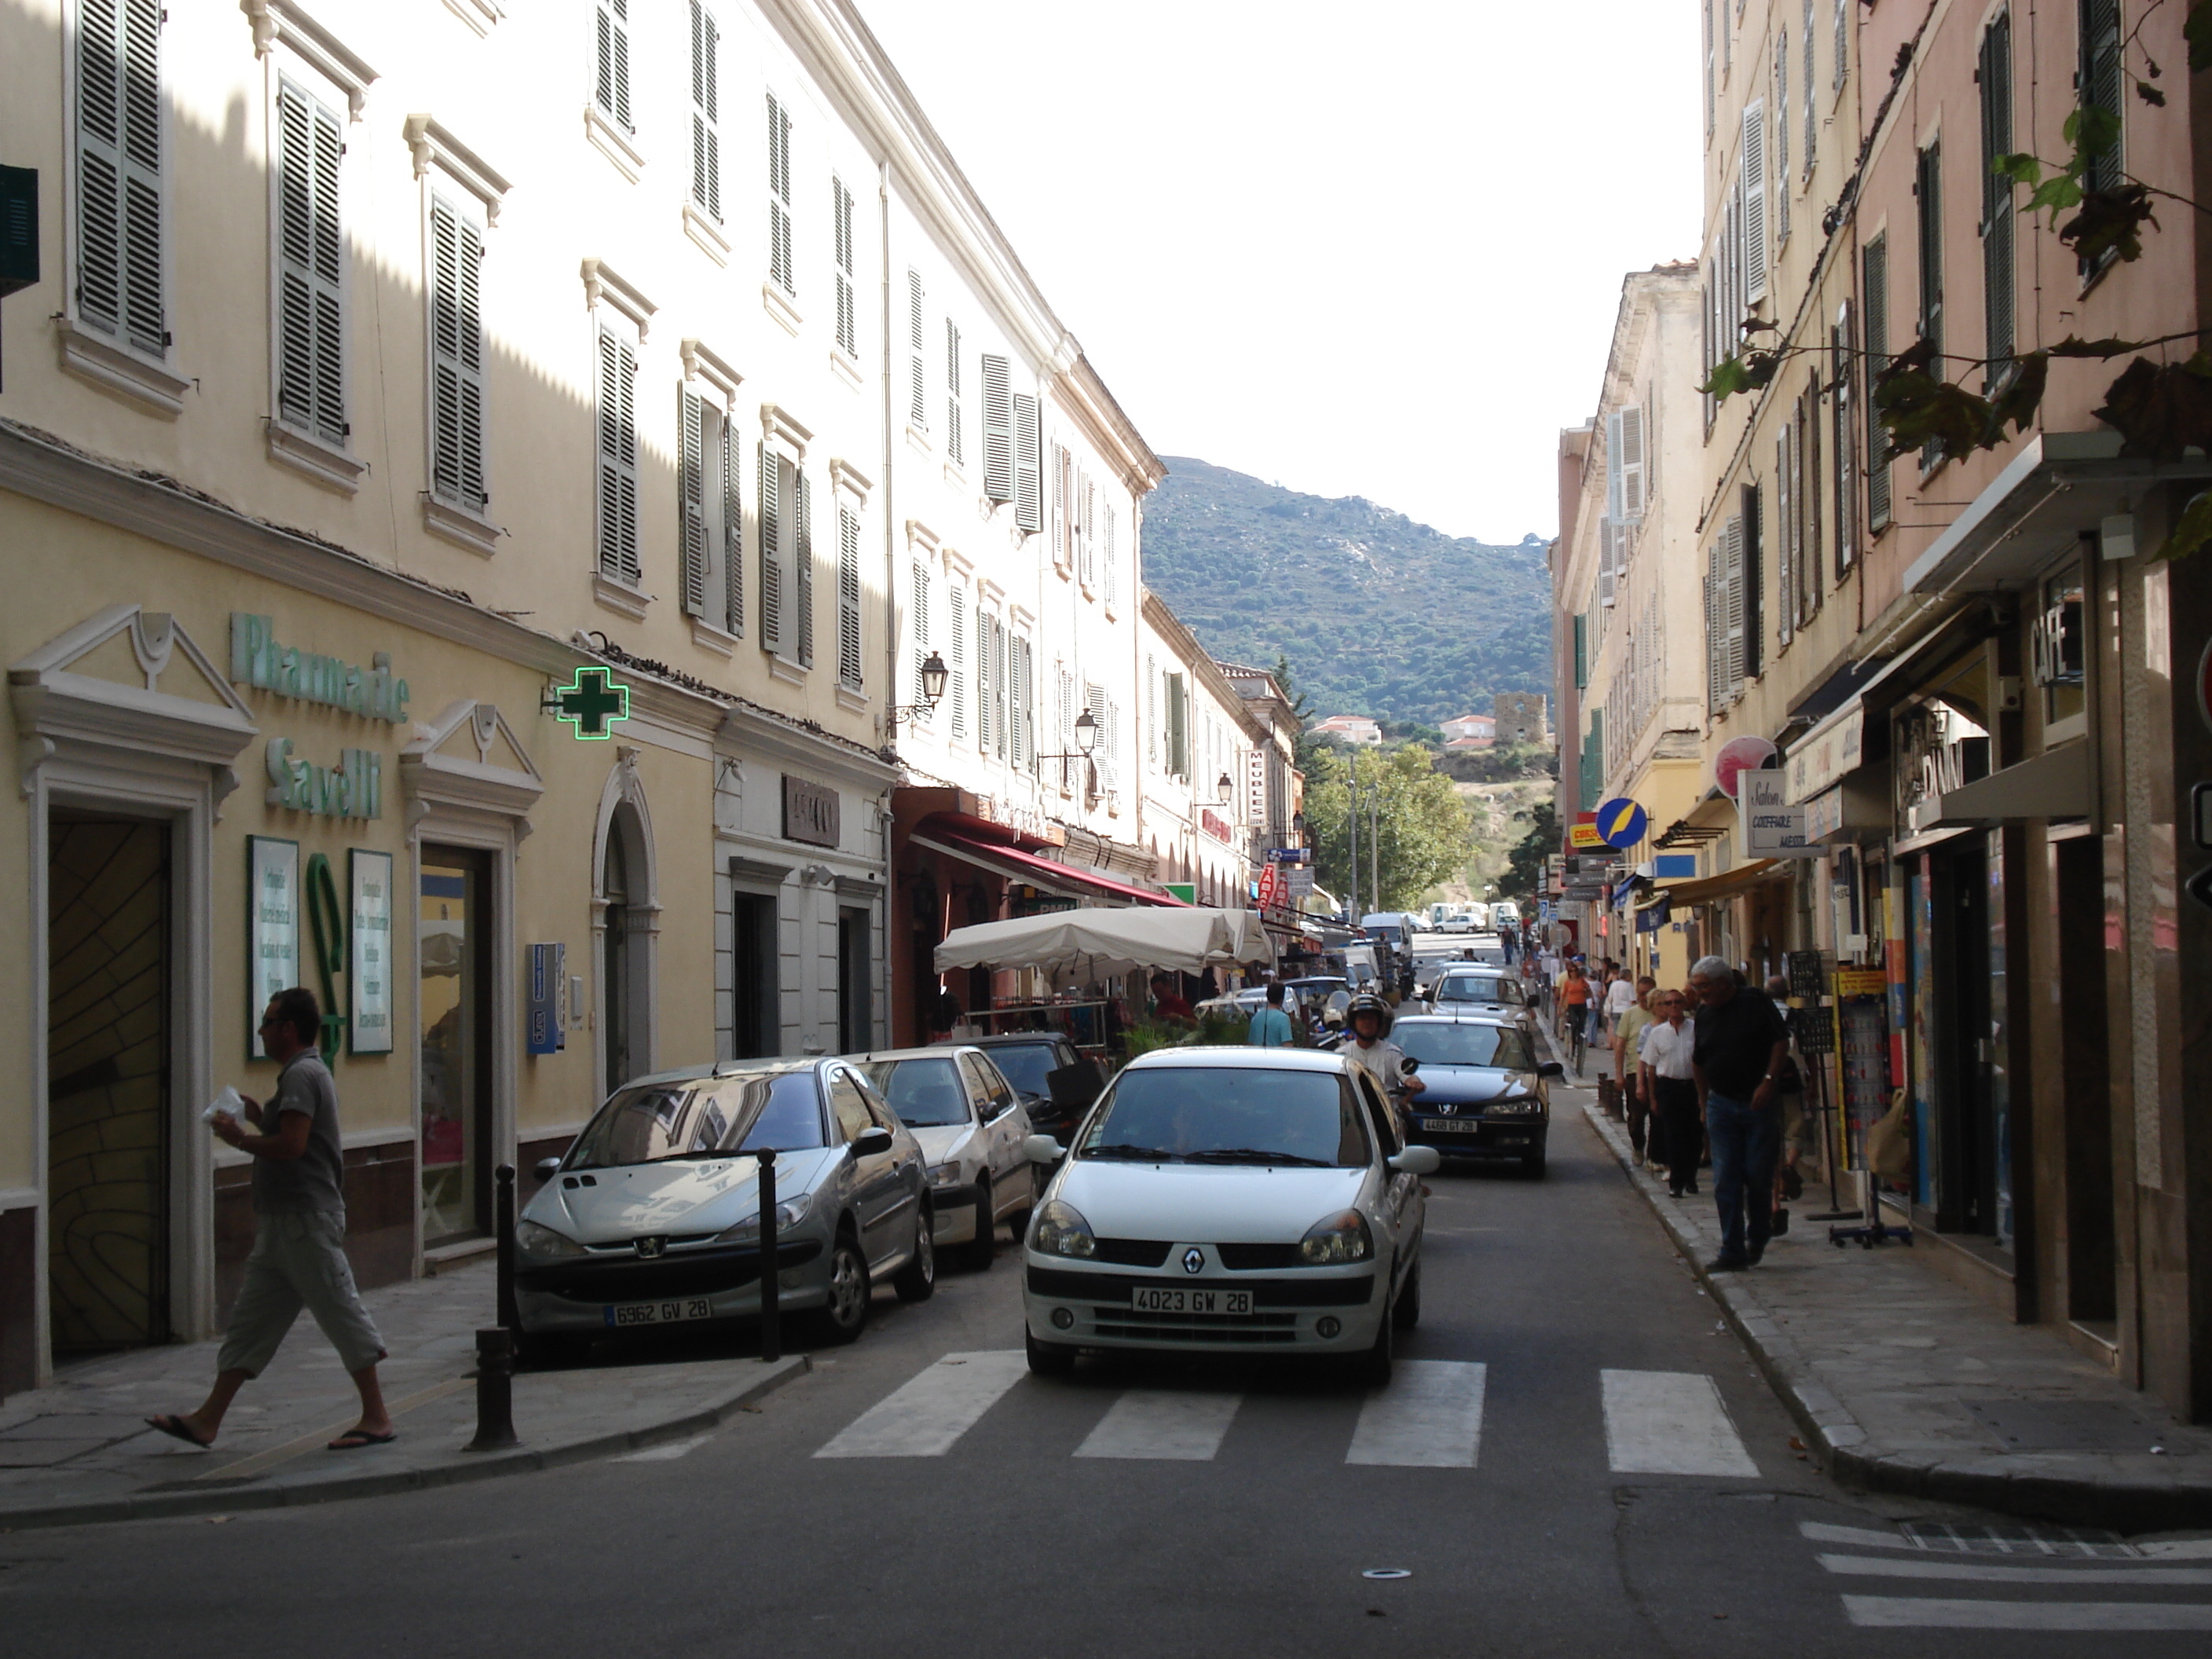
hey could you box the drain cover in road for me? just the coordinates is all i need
[1898,1519,2137,1559]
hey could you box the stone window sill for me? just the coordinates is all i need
[829,349,863,390]
[422,493,501,555]
[835,683,868,712]
[57,317,191,416]
[690,617,738,657]
[683,202,729,266]
[266,419,368,495]
[592,572,650,620]
[767,653,808,685]
[584,102,646,183]
[763,282,802,337]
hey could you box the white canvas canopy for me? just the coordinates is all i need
[933,906,1274,980]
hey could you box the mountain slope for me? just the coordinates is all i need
[1140,457,1551,726]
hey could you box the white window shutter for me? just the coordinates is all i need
[1104,505,1119,606]
[910,559,930,705]
[1049,444,1067,566]
[429,196,486,510]
[994,619,1010,759]
[1774,432,1793,646]
[758,443,783,651]
[1724,515,1747,698]
[795,467,814,668]
[596,0,632,130]
[680,389,709,615]
[595,329,639,585]
[1804,0,1818,166]
[976,612,995,753]
[1705,544,1722,713]
[1599,523,1617,609]
[944,320,963,465]
[833,179,855,356]
[837,504,862,688]
[721,418,742,635]
[1774,31,1790,244]
[981,354,1013,501]
[79,0,168,354]
[690,1,720,220]
[1145,654,1156,763]
[276,79,346,446]
[1604,412,1625,524]
[1741,101,1767,302]
[1013,393,1041,533]
[906,269,925,429]
[948,578,968,742]
[1619,405,1645,518]
[765,93,792,293]
[1833,0,1849,90]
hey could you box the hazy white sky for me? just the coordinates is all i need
[861,0,1702,544]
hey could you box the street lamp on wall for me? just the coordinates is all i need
[1216,771,1234,805]
[882,650,950,741]
[1039,707,1100,800]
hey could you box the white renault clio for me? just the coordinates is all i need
[1020,1047,1439,1384]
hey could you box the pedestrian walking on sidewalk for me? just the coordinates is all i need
[1639,990,1700,1196]
[148,988,394,1452]
[1689,957,1792,1271]
[1246,981,1296,1048]
[1603,965,1637,1046]
[1613,976,1657,1165]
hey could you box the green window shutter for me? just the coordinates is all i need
[1167,672,1188,777]
[1573,613,1588,690]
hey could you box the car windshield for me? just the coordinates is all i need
[1394,1024,1537,1071]
[564,1071,824,1169]
[861,1057,970,1127]
[1079,1066,1368,1166]
[1435,975,1523,1005]
[979,1042,1060,1099]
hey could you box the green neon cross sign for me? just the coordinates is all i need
[548,667,630,738]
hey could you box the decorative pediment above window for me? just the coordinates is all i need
[580,258,657,340]
[830,457,873,509]
[403,115,511,224]
[681,338,744,405]
[761,403,812,463]
[10,604,256,803]
[400,698,544,839]
[242,1,379,119]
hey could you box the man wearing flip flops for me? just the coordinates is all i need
[148,987,396,1454]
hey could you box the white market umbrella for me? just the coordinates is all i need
[934,906,1274,981]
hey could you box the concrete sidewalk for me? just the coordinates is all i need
[1551,1022,2212,1531]
[0,1258,808,1531]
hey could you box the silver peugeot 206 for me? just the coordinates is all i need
[514,1057,935,1359]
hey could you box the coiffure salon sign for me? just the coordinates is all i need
[1738,771,1819,859]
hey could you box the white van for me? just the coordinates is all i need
[1491,899,1522,928]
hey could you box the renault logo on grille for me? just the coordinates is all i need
[635,1236,668,1258]
[1182,1247,1205,1275]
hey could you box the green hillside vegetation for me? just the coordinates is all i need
[1141,456,1551,727]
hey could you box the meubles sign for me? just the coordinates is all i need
[1738,771,1819,859]
[230,613,410,723]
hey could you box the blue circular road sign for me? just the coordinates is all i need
[1594,797,1648,850]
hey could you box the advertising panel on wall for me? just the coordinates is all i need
[349,849,395,1054]
[248,836,300,1057]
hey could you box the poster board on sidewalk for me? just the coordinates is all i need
[1837,981,1889,1172]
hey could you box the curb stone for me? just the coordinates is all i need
[0,1354,811,1533]
[1572,1090,2212,1531]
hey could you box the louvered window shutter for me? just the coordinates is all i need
[795,467,815,668]
[944,320,963,465]
[690,1,720,219]
[1724,515,1747,697]
[2080,0,2123,200]
[1144,655,1156,763]
[596,329,640,584]
[1077,471,1095,587]
[948,579,969,741]
[1705,544,1723,712]
[1833,0,1848,89]
[1774,32,1790,244]
[1774,431,1793,646]
[833,178,856,356]
[1604,413,1625,525]
[722,419,743,635]
[596,0,632,131]
[1087,683,1111,795]
[1979,15,2016,375]
[1058,665,1075,789]
[837,505,862,688]
[429,196,486,510]
[1619,406,1645,518]
[1704,0,1716,134]
[976,612,994,753]
[1599,524,1617,610]
[276,79,346,446]
[1801,390,1822,614]
[1833,306,1857,573]
[766,93,792,293]
[1104,506,1119,606]
[1741,101,1767,302]
[1018,638,1036,772]
[911,560,931,705]
[1862,237,1892,532]
[77,0,167,354]
[680,389,709,615]
[1013,393,1042,532]
[980,355,1013,501]
[1802,0,1817,168]
[906,269,926,429]
[759,442,783,651]
[993,619,1010,759]
[1167,673,1188,778]
[1050,445,1067,566]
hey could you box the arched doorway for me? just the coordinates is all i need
[591,756,657,1097]
[601,828,633,1095]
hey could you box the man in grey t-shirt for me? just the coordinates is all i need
[148,988,394,1452]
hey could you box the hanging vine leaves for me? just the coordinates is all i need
[2061,184,2159,265]
[2092,351,2212,460]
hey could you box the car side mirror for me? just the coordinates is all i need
[1390,1146,1441,1176]
[1400,1057,1419,1075]
[533,1156,562,1183]
[1538,1061,1566,1079]
[1024,1133,1065,1166]
[851,1126,895,1156]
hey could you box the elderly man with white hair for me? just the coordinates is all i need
[1688,956,1792,1272]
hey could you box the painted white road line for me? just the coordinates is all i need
[2141,1540,2212,1560]
[1820,1553,2212,1587]
[1599,1368,1760,1478]
[613,1434,714,1463]
[1346,1360,1487,1468]
[1843,1595,2212,1631]
[1800,1522,1921,1551]
[814,1350,1029,1459]
[1074,1390,1242,1461]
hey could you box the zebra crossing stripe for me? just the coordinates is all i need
[1599,1368,1759,1477]
[1346,1360,1487,1468]
[1820,1554,2212,1588]
[814,1350,1028,1459]
[1843,1596,2212,1631]
[1074,1390,1241,1461]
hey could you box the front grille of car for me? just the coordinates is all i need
[519,1239,822,1302]
[1092,1310,1299,1344]
[1216,1242,1301,1270]
[1026,1266,1376,1308]
[1091,1238,1174,1268]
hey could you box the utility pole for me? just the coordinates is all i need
[1368,782,1381,914]
[1346,747,1361,921]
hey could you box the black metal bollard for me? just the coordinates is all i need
[495,1163,518,1334]
[757,1148,780,1364]
[467,1326,519,1451]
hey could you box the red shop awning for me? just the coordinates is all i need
[907,825,1184,907]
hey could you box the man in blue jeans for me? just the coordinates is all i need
[1689,956,1791,1272]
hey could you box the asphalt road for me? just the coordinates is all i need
[3,1105,2196,1657]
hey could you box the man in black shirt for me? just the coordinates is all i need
[1690,957,1792,1271]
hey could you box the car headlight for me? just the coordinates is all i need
[716,1190,815,1245]
[1030,1198,1097,1259]
[927,1161,967,1192]
[515,1219,587,1260]
[1298,1208,1374,1265]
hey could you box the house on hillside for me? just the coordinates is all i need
[1442,714,1496,742]
[1444,734,1494,753]
[1309,714,1382,745]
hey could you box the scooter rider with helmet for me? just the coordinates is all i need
[1341,992,1425,1110]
